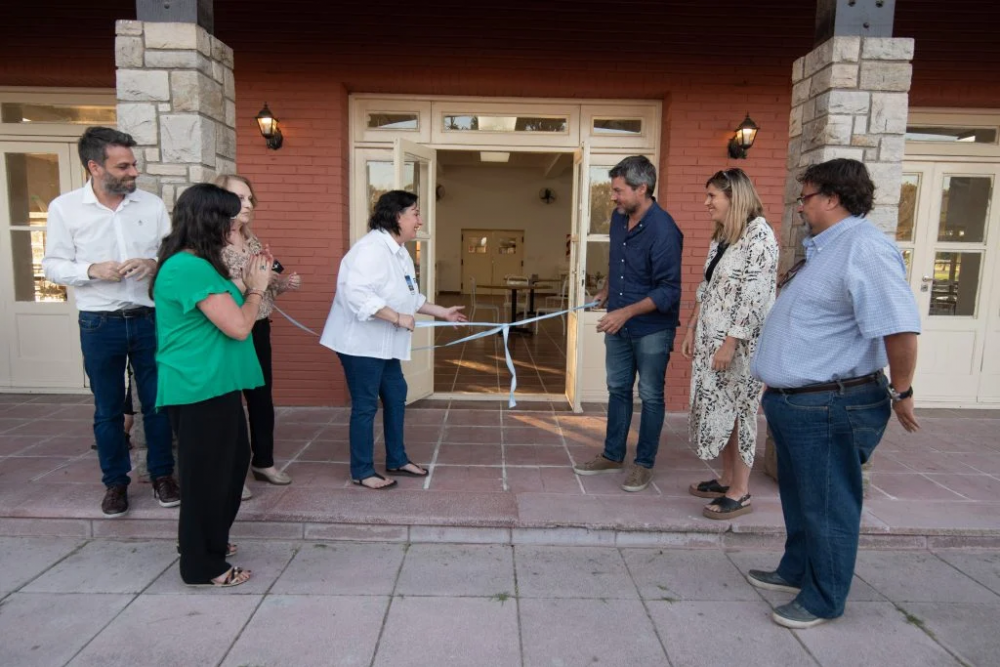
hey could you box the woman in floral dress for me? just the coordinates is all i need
[681,168,778,519]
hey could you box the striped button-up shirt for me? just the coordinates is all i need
[751,216,920,389]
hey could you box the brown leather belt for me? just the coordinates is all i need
[769,371,882,396]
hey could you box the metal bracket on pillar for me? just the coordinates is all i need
[136,0,214,34]
[815,0,895,45]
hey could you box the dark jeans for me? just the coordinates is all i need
[243,318,275,468]
[602,328,674,469]
[762,374,891,619]
[336,353,410,480]
[79,310,173,488]
[169,391,249,584]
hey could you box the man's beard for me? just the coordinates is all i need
[102,172,137,195]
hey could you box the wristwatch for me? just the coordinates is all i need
[888,384,914,402]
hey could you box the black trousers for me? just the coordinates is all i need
[244,318,276,468]
[169,391,249,584]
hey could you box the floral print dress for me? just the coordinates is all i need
[689,217,778,466]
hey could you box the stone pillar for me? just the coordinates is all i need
[763,36,914,490]
[114,19,236,211]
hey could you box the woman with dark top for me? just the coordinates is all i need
[681,168,778,520]
[152,183,273,587]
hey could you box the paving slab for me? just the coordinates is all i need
[514,545,636,599]
[66,594,261,667]
[22,539,177,594]
[930,550,1000,596]
[0,592,132,667]
[790,602,962,667]
[395,543,515,597]
[622,548,761,601]
[220,595,388,667]
[854,551,1000,603]
[901,602,1000,667]
[374,596,519,667]
[146,541,299,595]
[0,536,82,596]
[519,598,669,667]
[271,542,406,596]
[646,600,815,667]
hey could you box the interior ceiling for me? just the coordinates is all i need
[438,151,570,171]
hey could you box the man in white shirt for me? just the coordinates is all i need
[43,127,178,517]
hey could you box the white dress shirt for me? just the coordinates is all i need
[320,229,427,360]
[42,181,170,312]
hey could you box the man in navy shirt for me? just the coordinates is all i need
[573,156,683,492]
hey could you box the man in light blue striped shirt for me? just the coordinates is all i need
[748,159,921,630]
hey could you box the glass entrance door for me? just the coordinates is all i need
[0,141,85,389]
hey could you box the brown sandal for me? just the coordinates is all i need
[185,566,252,588]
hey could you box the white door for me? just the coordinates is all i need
[564,148,585,411]
[901,161,1000,405]
[394,138,437,404]
[0,141,86,389]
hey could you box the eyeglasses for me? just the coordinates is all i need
[796,191,822,206]
[777,258,806,289]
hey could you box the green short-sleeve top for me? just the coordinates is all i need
[154,251,264,408]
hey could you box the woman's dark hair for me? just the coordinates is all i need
[798,158,875,217]
[368,190,418,235]
[149,183,241,298]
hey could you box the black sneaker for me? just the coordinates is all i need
[747,569,801,594]
[101,484,129,517]
[772,601,829,629]
[152,475,181,508]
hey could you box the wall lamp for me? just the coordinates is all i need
[255,103,283,150]
[727,112,760,159]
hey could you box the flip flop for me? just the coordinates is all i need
[385,462,429,477]
[702,493,753,520]
[689,478,730,498]
[352,472,398,490]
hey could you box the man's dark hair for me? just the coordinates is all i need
[369,190,418,235]
[609,155,657,198]
[77,126,137,170]
[149,184,240,298]
[798,158,875,217]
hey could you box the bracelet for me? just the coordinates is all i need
[245,288,265,299]
[393,312,401,328]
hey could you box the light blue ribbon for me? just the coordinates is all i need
[274,302,598,408]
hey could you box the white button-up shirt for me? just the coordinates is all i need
[42,181,170,311]
[320,229,427,360]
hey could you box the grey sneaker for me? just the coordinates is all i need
[747,569,801,594]
[573,454,623,476]
[772,601,828,629]
[621,465,653,492]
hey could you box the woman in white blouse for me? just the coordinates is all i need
[320,191,466,490]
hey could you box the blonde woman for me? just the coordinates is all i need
[681,168,778,519]
[216,175,301,490]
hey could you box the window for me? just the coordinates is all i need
[905,126,998,144]
[592,118,642,136]
[366,112,419,131]
[442,115,568,133]
[1,103,116,125]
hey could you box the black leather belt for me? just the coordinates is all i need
[769,371,882,396]
[99,306,155,319]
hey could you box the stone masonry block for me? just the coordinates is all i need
[851,133,879,148]
[116,103,158,145]
[801,98,817,124]
[137,175,159,195]
[225,100,236,128]
[832,36,861,63]
[853,115,868,136]
[197,27,213,57]
[161,184,175,209]
[145,50,214,76]
[212,61,224,83]
[816,90,870,116]
[116,20,143,36]
[145,23,198,50]
[789,105,803,138]
[811,63,858,97]
[800,146,864,167]
[115,36,144,69]
[868,206,900,235]
[870,93,909,134]
[216,126,237,160]
[146,164,188,177]
[804,41,834,79]
[145,148,160,162]
[785,136,802,171]
[860,62,912,92]
[117,70,169,102]
[803,114,853,150]
[216,157,236,177]
[158,103,170,111]
[170,71,224,118]
[792,79,811,107]
[223,68,236,101]
[880,135,906,162]
[188,166,217,184]
[210,36,235,69]
[862,37,915,61]
[864,147,879,161]
[161,114,216,166]
[868,162,903,206]
[792,56,805,83]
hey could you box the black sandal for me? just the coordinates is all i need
[386,462,429,477]
[703,493,752,520]
[352,472,398,490]
[689,478,730,499]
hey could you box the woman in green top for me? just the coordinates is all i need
[151,183,273,588]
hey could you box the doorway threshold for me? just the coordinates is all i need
[431,391,565,404]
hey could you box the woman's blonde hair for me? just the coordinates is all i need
[705,168,765,245]
[214,174,258,240]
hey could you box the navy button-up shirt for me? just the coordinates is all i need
[606,199,684,338]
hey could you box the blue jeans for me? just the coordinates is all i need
[337,353,410,480]
[762,374,891,619]
[602,328,673,468]
[79,310,174,488]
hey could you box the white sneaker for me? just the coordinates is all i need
[241,483,253,501]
